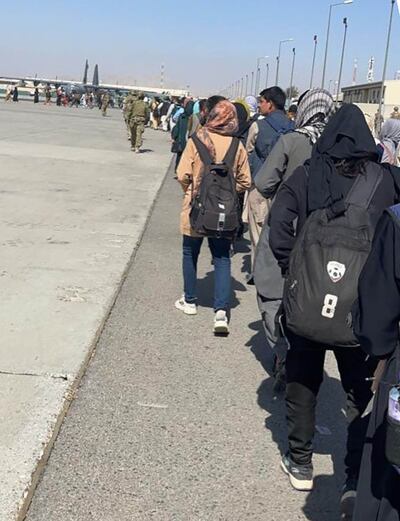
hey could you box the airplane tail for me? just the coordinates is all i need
[92,64,99,87]
[83,59,89,84]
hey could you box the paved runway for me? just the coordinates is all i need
[0,103,171,520]
[26,157,348,521]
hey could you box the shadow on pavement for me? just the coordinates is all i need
[246,319,346,521]
[197,270,246,310]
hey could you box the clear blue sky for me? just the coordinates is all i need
[1,0,399,96]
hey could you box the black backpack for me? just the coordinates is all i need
[190,134,240,239]
[283,163,383,347]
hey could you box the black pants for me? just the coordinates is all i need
[285,342,377,478]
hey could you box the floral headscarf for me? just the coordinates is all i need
[196,100,238,159]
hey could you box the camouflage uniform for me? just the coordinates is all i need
[101,93,110,116]
[123,92,137,139]
[129,94,150,152]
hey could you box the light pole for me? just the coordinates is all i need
[310,35,318,89]
[322,0,353,89]
[289,47,296,102]
[255,56,269,95]
[378,0,396,127]
[245,74,249,96]
[240,77,244,98]
[275,38,294,85]
[265,62,270,89]
[336,17,348,106]
[329,79,334,93]
[250,71,254,96]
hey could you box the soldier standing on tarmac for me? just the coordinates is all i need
[101,92,110,117]
[123,92,137,140]
[129,92,150,153]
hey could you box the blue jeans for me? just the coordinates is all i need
[182,235,231,312]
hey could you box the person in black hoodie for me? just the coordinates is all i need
[269,104,399,511]
[352,205,400,521]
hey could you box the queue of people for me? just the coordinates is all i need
[172,86,400,521]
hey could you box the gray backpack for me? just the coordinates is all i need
[284,163,383,347]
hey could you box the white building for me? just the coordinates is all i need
[342,79,400,119]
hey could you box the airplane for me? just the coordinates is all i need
[0,60,187,98]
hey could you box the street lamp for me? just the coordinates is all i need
[250,71,254,96]
[289,48,296,102]
[336,17,348,105]
[265,62,270,89]
[255,55,269,95]
[245,74,249,96]
[275,39,294,85]
[321,0,353,88]
[377,0,396,128]
[310,35,318,89]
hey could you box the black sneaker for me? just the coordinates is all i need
[280,453,313,491]
[340,477,358,520]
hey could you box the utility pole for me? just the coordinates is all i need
[289,48,296,102]
[336,17,348,106]
[378,0,396,127]
[310,35,318,89]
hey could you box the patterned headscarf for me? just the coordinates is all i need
[380,118,400,165]
[197,100,238,159]
[295,88,334,144]
[245,95,258,115]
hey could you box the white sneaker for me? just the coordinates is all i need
[213,310,229,334]
[175,296,197,315]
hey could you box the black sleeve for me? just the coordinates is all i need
[269,166,307,274]
[353,212,400,358]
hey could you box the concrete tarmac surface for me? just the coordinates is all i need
[26,157,349,519]
[0,103,171,520]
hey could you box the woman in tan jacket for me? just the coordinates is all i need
[175,100,251,334]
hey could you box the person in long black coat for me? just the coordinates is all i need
[353,204,400,521]
[12,86,18,102]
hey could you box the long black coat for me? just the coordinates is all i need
[353,207,400,521]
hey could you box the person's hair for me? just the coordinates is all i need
[288,104,298,114]
[205,95,226,114]
[259,87,286,110]
[199,99,207,112]
[334,157,373,177]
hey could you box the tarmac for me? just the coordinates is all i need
[0,102,171,521]
[21,111,349,520]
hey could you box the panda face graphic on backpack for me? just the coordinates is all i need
[327,261,346,283]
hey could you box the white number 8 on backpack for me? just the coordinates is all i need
[321,294,338,319]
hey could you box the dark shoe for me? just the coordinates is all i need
[280,453,313,491]
[340,477,358,520]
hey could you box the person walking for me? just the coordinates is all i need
[352,205,400,521]
[101,92,110,116]
[378,118,400,166]
[12,86,18,102]
[128,92,149,153]
[4,84,12,102]
[171,101,194,170]
[244,86,294,271]
[44,85,51,105]
[268,104,399,512]
[253,88,334,391]
[175,99,251,334]
[33,87,39,104]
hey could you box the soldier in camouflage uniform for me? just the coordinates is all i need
[129,92,150,153]
[101,92,110,117]
[123,92,137,140]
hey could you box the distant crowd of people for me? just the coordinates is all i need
[168,86,400,521]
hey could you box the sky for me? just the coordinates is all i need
[1,0,400,96]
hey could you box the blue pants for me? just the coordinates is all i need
[182,235,231,312]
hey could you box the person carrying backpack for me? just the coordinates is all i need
[175,99,251,334]
[352,204,400,521]
[253,88,334,393]
[268,104,399,510]
[244,87,294,272]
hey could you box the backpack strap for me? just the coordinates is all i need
[345,165,383,210]
[223,137,240,168]
[192,134,213,166]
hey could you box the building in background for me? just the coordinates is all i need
[342,79,400,119]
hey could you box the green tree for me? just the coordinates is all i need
[285,86,300,100]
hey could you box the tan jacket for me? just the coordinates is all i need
[177,133,251,237]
